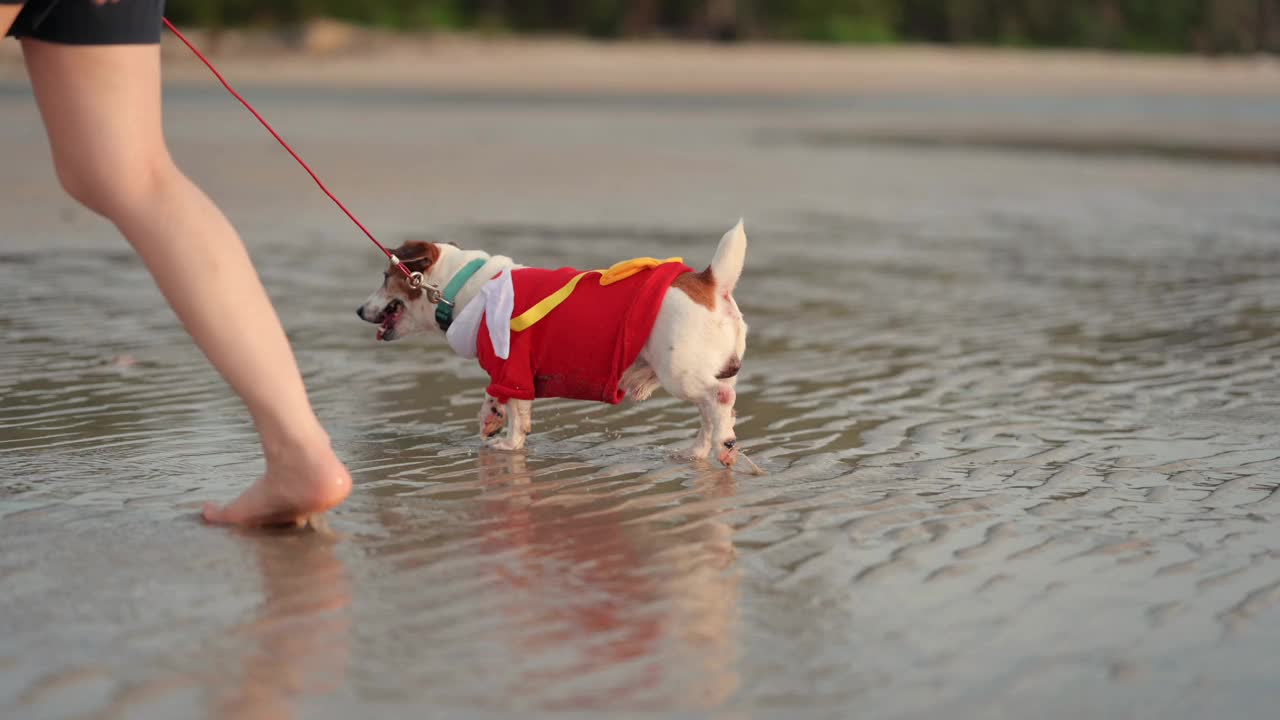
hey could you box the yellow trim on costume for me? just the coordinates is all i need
[509,257,684,332]
[510,272,589,331]
[598,257,683,286]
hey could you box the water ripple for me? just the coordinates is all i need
[4,89,1280,719]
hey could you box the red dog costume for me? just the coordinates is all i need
[475,259,691,404]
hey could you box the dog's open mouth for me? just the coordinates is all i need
[375,299,406,341]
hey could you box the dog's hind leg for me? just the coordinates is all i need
[620,362,662,402]
[641,276,747,464]
[680,400,715,460]
[675,381,736,464]
[709,379,738,467]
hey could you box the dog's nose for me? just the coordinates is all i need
[356,306,367,321]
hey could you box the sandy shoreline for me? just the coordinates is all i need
[4,21,1280,719]
[166,38,1280,97]
[2,27,1279,97]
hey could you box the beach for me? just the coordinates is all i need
[2,34,1280,718]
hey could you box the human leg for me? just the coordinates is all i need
[22,39,351,526]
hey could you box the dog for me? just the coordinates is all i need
[357,221,748,466]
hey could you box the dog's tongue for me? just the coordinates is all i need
[377,316,395,341]
[376,303,401,341]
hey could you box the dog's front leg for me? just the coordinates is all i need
[484,398,531,451]
[479,394,506,440]
[516,399,532,435]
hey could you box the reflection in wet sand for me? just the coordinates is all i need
[215,531,351,720]
[472,451,739,710]
[3,79,1280,717]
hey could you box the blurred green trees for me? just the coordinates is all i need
[165,0,1280,53]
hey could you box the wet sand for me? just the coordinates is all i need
[3,42,1280,718]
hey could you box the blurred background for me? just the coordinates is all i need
[166,0,1280,53]
[3,1,1280,719]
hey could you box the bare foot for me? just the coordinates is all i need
[203,437,352,528]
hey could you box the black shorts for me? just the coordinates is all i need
[3,0,164,45]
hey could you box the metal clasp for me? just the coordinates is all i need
[426,286,450,305]
[407,272,449,305]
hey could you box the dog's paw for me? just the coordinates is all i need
[674,442,712,462]
[479,399,506,438]
[483,436,526,452]
[716,438,738,467]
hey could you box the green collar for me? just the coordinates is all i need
[434,258,489,331]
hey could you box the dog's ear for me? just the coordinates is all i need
[389,240,440,273]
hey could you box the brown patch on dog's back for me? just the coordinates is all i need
[671,267,716,310]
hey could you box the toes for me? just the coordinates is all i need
[202,451,351,529]
[201,502,229,524]
[202,501,304,529]
[202,500,260,527]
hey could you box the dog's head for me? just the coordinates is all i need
[356,240,455,342]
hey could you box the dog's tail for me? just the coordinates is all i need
[710,218,748,293]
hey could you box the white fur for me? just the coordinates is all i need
[358,221,749,465]
[711,219,747,291]
[636,224,748,462]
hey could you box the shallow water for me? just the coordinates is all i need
[3,80,1280,719]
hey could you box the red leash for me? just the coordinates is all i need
[161,18,415,281]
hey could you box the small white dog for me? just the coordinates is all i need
[357,221,748,466]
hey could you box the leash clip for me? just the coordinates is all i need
[426,285,450,306]
[406,270,450,306]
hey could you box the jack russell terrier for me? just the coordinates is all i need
[357,221,748,466]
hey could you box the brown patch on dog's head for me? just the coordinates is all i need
[382,241,441,298]
[360,240,461,341]
[390,240,440,274]
[671,267,717,310]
